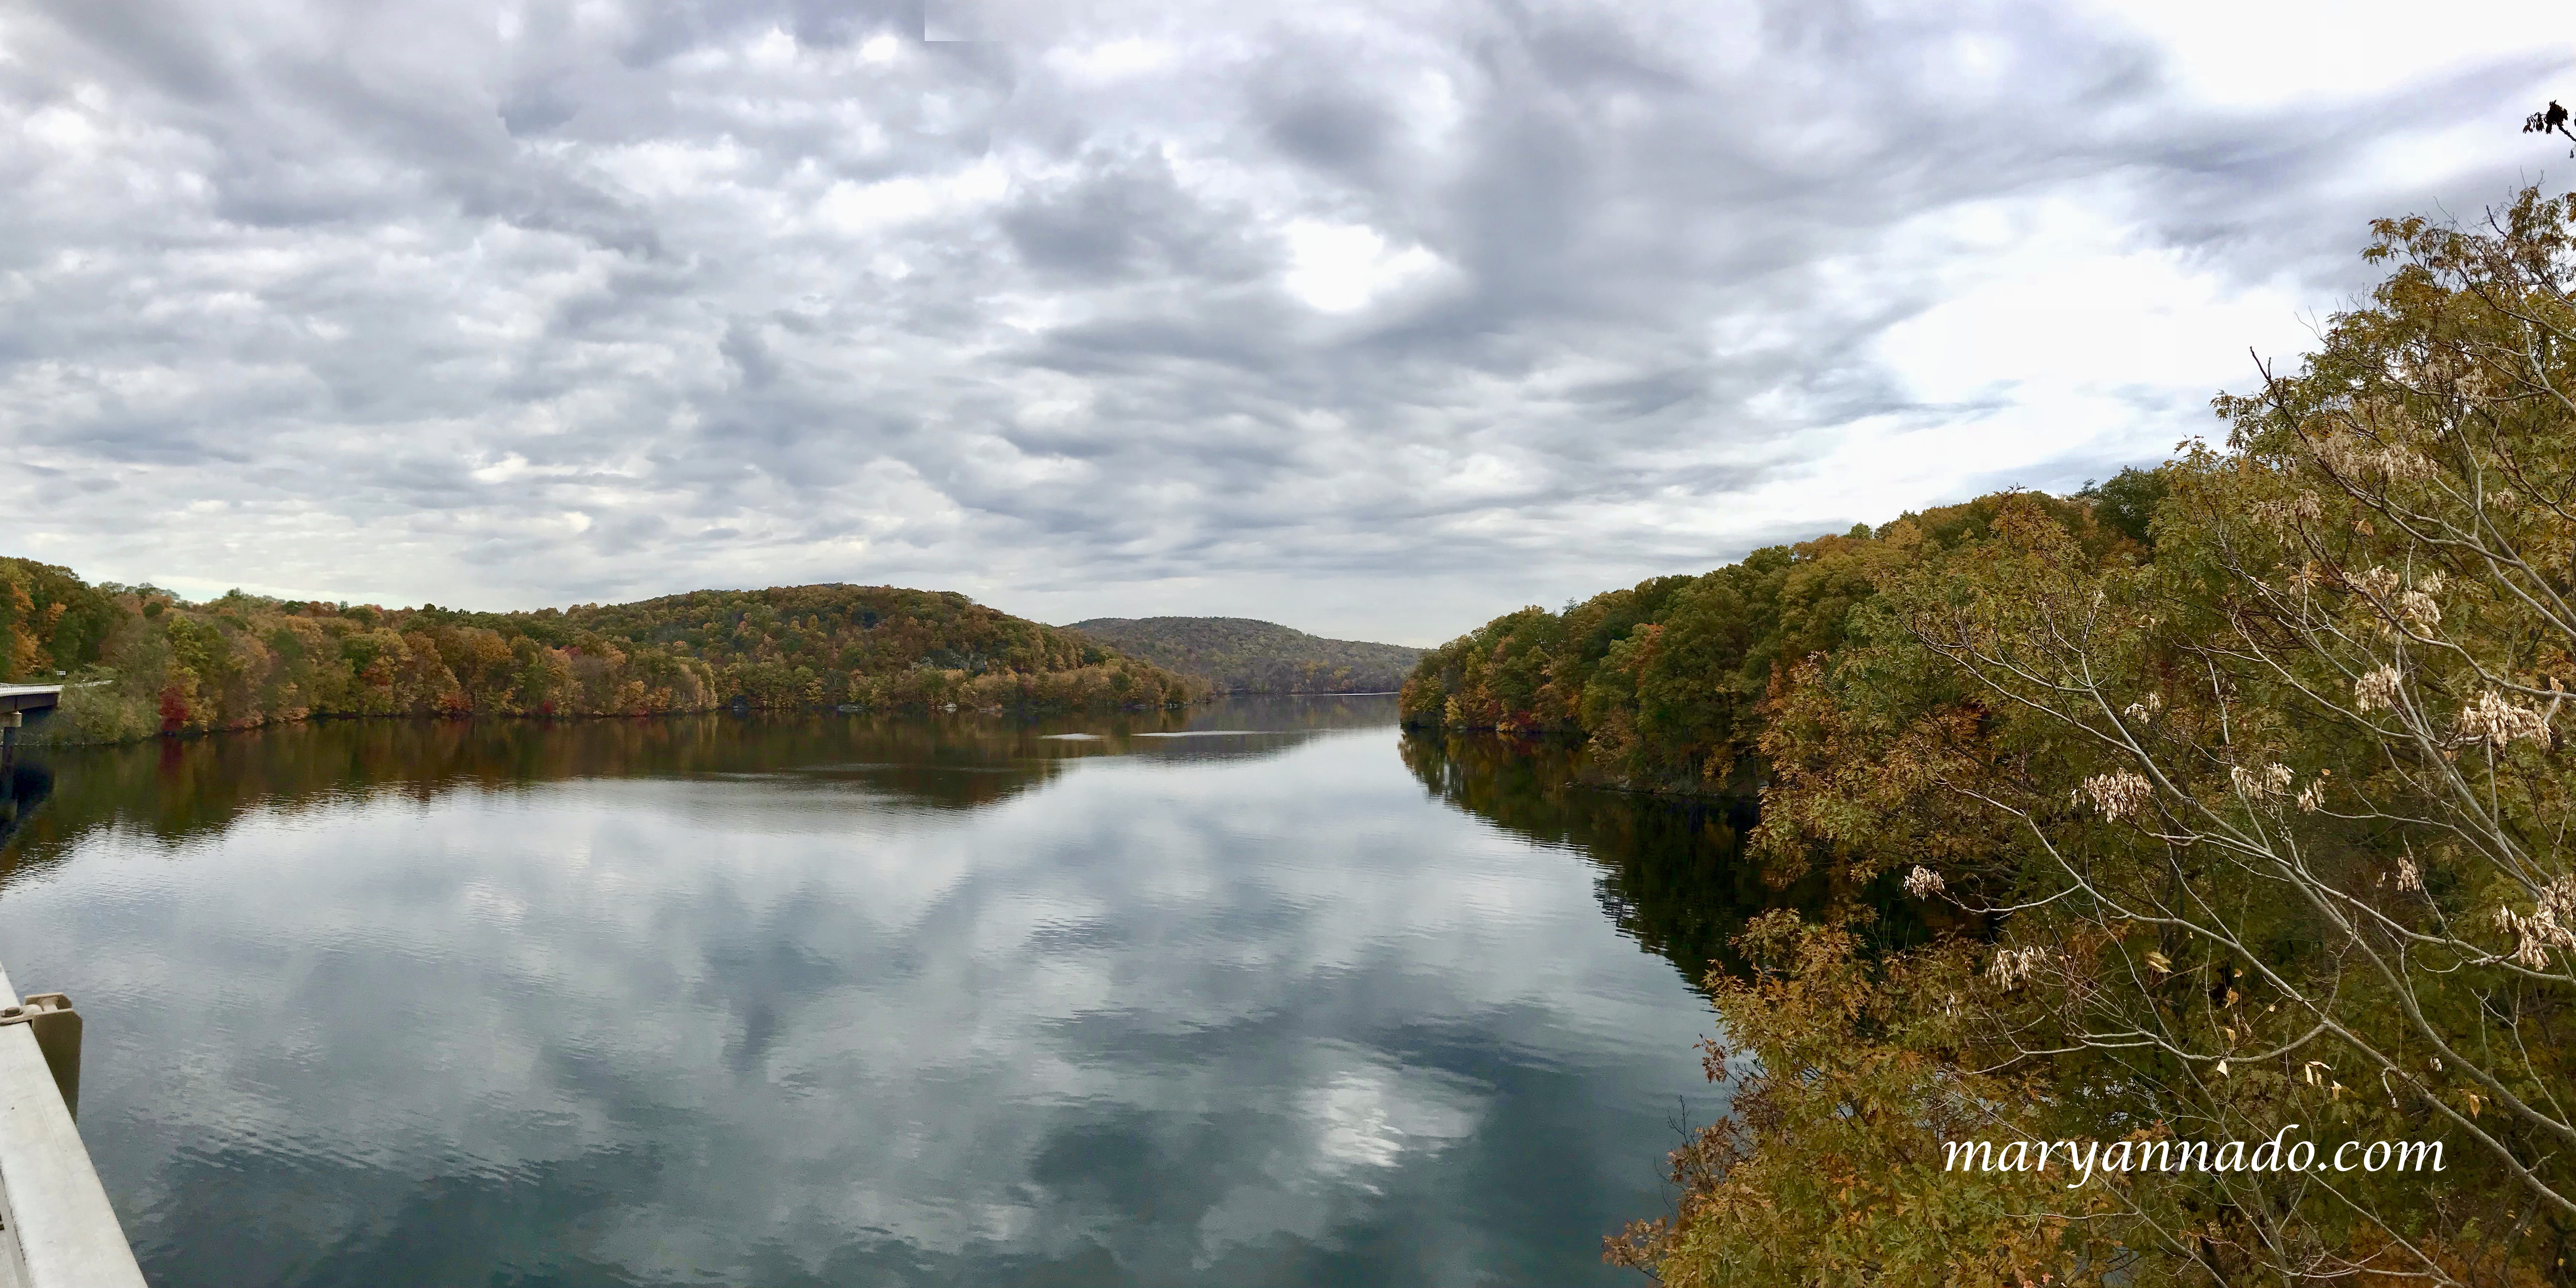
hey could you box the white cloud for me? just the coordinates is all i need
[2077,0,2570,109]
[813,161,1013,236]
[1044,36,1181,85]
[1871,189,2316,404]
[1280,220,1445,314]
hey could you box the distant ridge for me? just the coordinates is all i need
[1063,617,1422,694]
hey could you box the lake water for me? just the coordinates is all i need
[0,698,1756,1287]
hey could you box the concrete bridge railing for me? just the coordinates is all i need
[0,685,154,1284]
[0,964,145,1286]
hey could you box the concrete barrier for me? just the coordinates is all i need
[0,964,143,1288]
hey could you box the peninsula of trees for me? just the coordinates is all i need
[1399,471,2160,793]
[1063,616,1421,693]
[1,575,1209,743]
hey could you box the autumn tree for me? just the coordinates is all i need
[1619,189,2576,1284]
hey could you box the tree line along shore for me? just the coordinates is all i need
[0,579,1211,744]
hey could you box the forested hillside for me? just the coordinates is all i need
[1422,188,2576,1284]
[6,573,1207,744]
[1399,476,2157,793]
[1064,616,1420,693]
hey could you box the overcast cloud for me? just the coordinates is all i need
[0,0,2564,643]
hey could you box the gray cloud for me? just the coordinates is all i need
[0,0,2562,642]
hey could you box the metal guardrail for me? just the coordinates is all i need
[0,963,143,1288]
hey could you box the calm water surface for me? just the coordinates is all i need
[1,698,1761,1287]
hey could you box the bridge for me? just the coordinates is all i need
[0,688,57,764]
[0,688,57,717]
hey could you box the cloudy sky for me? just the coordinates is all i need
[0,0,2564,644]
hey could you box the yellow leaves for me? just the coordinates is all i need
[1632,920,2133,1286]
[2144,951,2172,974]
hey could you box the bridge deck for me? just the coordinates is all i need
[0,688,58,717]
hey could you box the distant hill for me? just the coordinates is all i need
[1063,617,1421,694]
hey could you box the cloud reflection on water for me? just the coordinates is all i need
[0,701,1716,1286]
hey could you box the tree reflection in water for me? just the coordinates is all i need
[0,761,51,850]
[1398,729,1935,991]
[2,699,1403,889]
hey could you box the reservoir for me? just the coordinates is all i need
[0,697,1740,1287]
